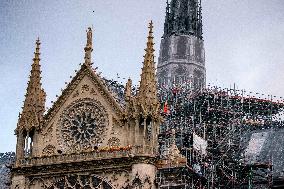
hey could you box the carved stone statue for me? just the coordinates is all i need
[124,78,132,100]
[86,27,92,47]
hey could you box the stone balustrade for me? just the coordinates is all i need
[16,145,157,167]
[17,150,131,167]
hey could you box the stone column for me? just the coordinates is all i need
[16,132,25,164]
[134,119,139,146]
[143,118,147,153]
[31,130,39,157]
[25,134,29,156]
[151,121,155,154]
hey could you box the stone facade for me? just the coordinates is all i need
[11,23,162,189]
[11,1,206,188]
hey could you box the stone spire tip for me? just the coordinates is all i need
[33,38,41,62]
[148,20,154,34]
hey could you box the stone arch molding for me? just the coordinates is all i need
[29,174,114,189]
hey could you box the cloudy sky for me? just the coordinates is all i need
[0,0,284,152]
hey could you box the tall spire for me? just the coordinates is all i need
[163,0,203,39]
[137,21,159,115]
[164,0,171,35]
[84,27,93,66]
[17,38,46,132]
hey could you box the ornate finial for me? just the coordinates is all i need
[147,20,154,43]
[145,21,155,55]
[149,20,153,34]
[33,38,41,62]
[84,27,93,66]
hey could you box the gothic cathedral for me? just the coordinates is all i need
[11,22,163,189]
[11,0,205,188]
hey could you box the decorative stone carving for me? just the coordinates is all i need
[57,98,108,153]
[43,126,53,143]
[91,88,97,95]
[81,84,90,93]
[132,173,143,187]
[72,90,79,98]
[86,27,92,47]
[44,64,123,125]
[45,174,114,189]
[42,144,56,156]
[28,174,114,189]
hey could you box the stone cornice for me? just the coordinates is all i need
[12,151,156,176]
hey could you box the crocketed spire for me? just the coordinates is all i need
[17,38,46,132]
[137,21,159,116]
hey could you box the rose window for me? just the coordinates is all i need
[58,99,107,151]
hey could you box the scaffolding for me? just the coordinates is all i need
[157,84,284,188]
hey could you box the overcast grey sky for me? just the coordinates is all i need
[1,0,284,152]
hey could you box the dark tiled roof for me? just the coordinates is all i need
[242,126,284,177]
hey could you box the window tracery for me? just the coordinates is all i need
[57,98,108,153]
[32,174,114,189]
